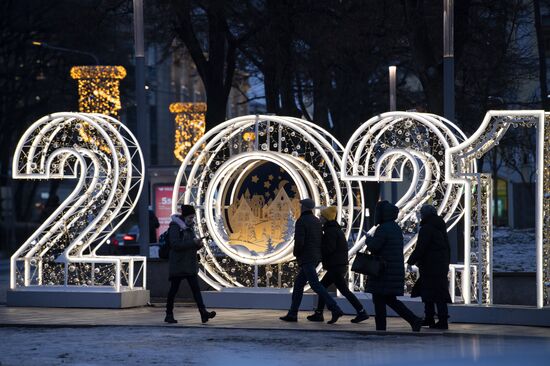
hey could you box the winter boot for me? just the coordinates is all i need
[350,309,369,324]
[422,317,436,327]
[164,312,178,324]
[306,310,324,322]
[327,309,344,324]
[410,317,423,332]
[199,308,216,324]
[279,313,298,322]
[429,317,449,330]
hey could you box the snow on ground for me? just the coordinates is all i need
[0,326,549,366]
[492,227,536,272]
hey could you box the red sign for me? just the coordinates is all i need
[154,185,185,238]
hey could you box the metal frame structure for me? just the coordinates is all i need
[341,112,475,296]
[173,115,364,291]
[446,110,548,307]
[10,112,146,293]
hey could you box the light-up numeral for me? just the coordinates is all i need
[10,112,145,292]
[342,111,474,295]
[171,115,364,290]
[446,110,548,307]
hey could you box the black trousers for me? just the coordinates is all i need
[166,275,205,314]
[316,266,364,313]
[424,301,448,320]
[372,293,418,330]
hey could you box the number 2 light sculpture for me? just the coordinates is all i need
[10,112,145,294]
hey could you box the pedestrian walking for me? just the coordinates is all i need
[366,200,422,331]
[307,206,369,323]
[165,204,216,324]
[407,204,452,329]
[280,199,345,324]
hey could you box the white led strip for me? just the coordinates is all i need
[173,115,364,290]
[11,112,145,293]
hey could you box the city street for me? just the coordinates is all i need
[1,324,550,365]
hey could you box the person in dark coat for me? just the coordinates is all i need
[164,204,216,324]
[280,199,345,324]
[307,206,368,323]
[407,204,452,329]
[149,207,160,243]
[366,200,422,331]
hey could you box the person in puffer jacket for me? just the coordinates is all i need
[164,204,216,324]
[366,200,422,332]
[306,206,368,324]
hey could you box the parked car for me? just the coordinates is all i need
[110,225,140,255]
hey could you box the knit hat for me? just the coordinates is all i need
[299,198,315,210]
[321,206,337,221]
[180,204,196,217]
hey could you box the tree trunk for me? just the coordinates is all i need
[403,0,444,115]
[533,0,549,110]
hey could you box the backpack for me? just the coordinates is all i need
[158,229,171,259]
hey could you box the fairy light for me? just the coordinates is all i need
[172,115,364,290]
[70,66,126,117]
[10,112,145,293]
[543,114,550,306]
[447,110,547,307]
[341,111,474,300]
[169,102,206,161]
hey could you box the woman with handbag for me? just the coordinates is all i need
[365,200,422,331]
[407,204,452,329]
[164,204,216,324]
[306,206,369,323]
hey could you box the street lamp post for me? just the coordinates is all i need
[443,0,454,122]
[389,66,397,112]
[133,0,150,256]
[31,41,100,64]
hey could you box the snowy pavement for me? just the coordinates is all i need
[0,326,549,366]
[493,227,536,272]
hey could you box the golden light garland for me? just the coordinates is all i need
[70,66,126,117]
[170,102,206,162]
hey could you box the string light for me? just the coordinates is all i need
[447,111,548,307]
[70,66,126,117]
[173,115,364,290]
[341,111,473,299]
[10,112,145,293]
[170,102,206,161]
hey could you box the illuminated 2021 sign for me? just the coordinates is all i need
[11,110,548,308]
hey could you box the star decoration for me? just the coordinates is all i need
[290,185,298,193]
[251,175,259,183]
[264,181,271,189]
[268,174,274,181]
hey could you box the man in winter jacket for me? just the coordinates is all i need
[165,204,216,324]
[407,204,452,329]
[280,199,344,324]
[307,206,368,323]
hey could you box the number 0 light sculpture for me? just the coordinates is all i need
[173,115,364,291]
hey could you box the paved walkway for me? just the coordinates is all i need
[1,304,550,339]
